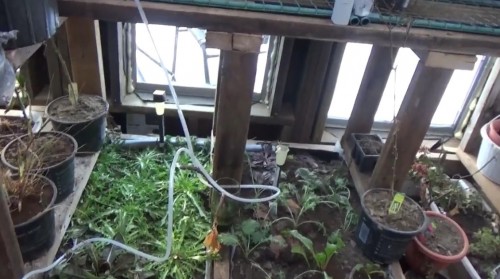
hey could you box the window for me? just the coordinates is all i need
[133,24,276,103]
[327,43,486,134]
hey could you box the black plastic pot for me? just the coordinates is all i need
[1,131,77,203]
[46,95,109,154]
[11,174,57,262]
[355,188,427,264]
[0,0,59,50]
[351,133,383,173]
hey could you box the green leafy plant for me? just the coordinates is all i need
[353,263,386,279]
[289,229,344,271]
[218,219,272,259]
[470,228,500,260]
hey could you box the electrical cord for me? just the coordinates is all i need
[21,1,280,278]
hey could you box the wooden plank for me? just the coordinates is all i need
[0,177,25,279]
[232,34,262,53]
[289,40,334,143]
[24,154,100,275]
[206,32,233,51]
[425,52,477,70]
[370,60,453,191]
[341,46,399,146]
[103,21,126,105]
[460,58,500,154]
[342,142,369,196]
[312,42,346,142]
[212,50,259,182]
[455,149,500,215]
[213,247,230,279]
[270,38,294,116]
[57,0,500,56]
[6,43,43,70]
[65,17,106,98]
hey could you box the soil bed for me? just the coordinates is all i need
[230,146,386,279]
[364,190,423,232]
[47,95,107,123]
[9,178,54,224]
[421,215,463,256]
[0,116,30,134]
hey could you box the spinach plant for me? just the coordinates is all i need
[218,219,272,259]
[353,263,386,279]
[289,229,344,271]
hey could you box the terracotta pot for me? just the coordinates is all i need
[405,211,468,276]
[488,119,500,146]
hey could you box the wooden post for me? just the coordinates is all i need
[102,21,126,105]
[341,46,399,145]
[460,58,500,154]
[0,179,25,279]
[65,17,106,98]
[370,57,453,191]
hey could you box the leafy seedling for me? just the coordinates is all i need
[289,229,344,271]
[218,219,272,259]
[353,263,386,279]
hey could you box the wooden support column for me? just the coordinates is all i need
[288,40,335,143]
[102,21,126,105]
[341,46,399,145]
[0,180,24,279]
[46,22,72,101]
[209,32,262,183]
[370,56,453,191]
[460,58,500,154]
[311,43,346,142]
[65,17,106,98]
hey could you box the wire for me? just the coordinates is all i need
[21,1,280,278]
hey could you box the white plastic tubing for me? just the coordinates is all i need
[21,1,280,278]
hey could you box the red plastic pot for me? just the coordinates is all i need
[488,119,500,146]
[405,211,469,276]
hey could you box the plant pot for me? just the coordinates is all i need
[0,0,59,50]
[8,174,57,261]
[46,95,109,154]
[355,188,427,264]
[405,211,469,276]
[1,131,77,203]
[488,118,500,146]
[351,134,383,173]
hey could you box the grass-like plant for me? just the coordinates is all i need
[54,142,212,279]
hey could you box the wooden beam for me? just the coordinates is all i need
[102,21,126,105]
[57,0,500,56]
[65,17,106,98]
[212,48,261,182]
[425,52,477,70]
[270,38,294,116]
[370,60,453,191]
[312,42,346,142]
[341,46,399,146]
[0,177,25,279]
[289,40,335,143]
[460,58,500,154]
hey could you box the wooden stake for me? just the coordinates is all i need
[0,178,24,279]
[370,59,453,191]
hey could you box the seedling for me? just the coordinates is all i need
[289,229,344,271]
[353,263,386,279]
[218,219,272,259]
[470,228,500,260]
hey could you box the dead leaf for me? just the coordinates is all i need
[269,235,286,259]
[448,205,460,217]
[203,225,221,254]
[254,203,269,220]
[287,199,301,215]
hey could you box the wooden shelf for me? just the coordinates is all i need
[455,148,500,215]
[24,153,100,276]
[342,142,370,197]
[6,44,43,69]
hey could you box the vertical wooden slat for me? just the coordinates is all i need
[289,40,334,143]
[341,46,399,145]
[311,42,346,142]
[103,21,126,105]
[270,37,294,116]
[0,180,24,279]
[370,59,453,191]
[212,50,260,183]
[459,58,500,154]
[65,17,106,98]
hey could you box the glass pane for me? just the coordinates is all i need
[327,43,372,119]
[135,24,269,93]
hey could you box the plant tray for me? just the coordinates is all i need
[350,133,383,173]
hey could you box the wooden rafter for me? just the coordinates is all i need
[57,0,500,56]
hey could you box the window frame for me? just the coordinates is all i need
[130,24,280,105]
[325,47,491,136]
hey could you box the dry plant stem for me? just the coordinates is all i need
[47,39,78,105]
